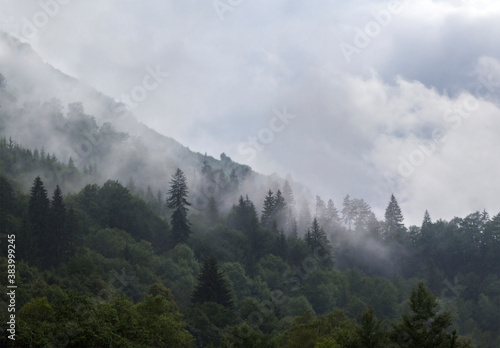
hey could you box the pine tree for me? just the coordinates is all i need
[261,189,276,229]
[167,169,192,244]
[230,195,262,273]
[306,218,330,255]
[232,195,260,247]
[422,210,432,231]
[191,257,233,309]
[357,307,389,347]
[50,185,66,266]
[274,190,287,229]
[384,194,406,241]
[275,229,287,259]
[390,282,472,348]
[29,176,50,266]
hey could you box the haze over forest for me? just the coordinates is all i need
[1,1,500,347]
[2,0,500,225]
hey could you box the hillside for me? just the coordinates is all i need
[0,31,294,211]
[0,31,499,348]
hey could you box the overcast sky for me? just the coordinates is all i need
[2,0,500,225]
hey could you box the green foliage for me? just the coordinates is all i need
[15,290,193,348]
[356,307,390,348]
[192,257,234,309]
[2,135,496,346]
[17,297,55,347]
[390,282,472,348]
[275,309,360,348]
[221,321,277,348]
[135,294,194,347]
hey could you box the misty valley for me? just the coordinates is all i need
[1,31,500,348]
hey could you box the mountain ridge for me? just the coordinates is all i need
[0,30,307,213]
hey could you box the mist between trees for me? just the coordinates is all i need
[1,67,499,346]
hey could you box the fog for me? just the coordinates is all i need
[2,0,500,226]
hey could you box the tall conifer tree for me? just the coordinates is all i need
[50,185,66,266]
[191,257,233,309]
[167,169,191,244]
[385,194,406,241]
[29,176,50,266]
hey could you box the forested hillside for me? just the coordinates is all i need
[1,46,499,347]
[1,126,499,346]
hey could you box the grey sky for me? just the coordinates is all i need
[1,0,500,225]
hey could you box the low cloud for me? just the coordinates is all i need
[1,0,500,225]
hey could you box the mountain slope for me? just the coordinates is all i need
[0,31,298,212]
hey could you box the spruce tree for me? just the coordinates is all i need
[275,229,288,260]
[261,190,276,229]
[384,194,406,241]
[230,195,262,274]
[391,282,472,348]
[274,190,287,229]
[357,307,389,348]
[167,169,191,244]
[191,257,233,309]
[422,210,432,231]
[50,185,66,266]
[307,218,330,255]
[233,195,260,250]
[29,176,50,266]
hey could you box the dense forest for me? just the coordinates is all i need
[1,70,499,347]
